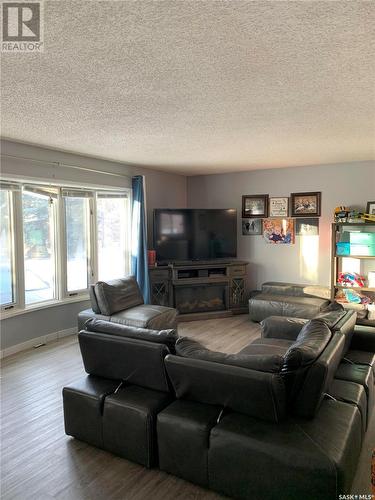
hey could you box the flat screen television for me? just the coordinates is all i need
[153,208,237,262]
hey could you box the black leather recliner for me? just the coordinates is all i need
[63,307,374,499]
[63,321,177,467]
[77,276,178,331]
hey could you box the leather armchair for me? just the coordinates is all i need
[77,276,178,331]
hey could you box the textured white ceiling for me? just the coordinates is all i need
[1,0,374,175]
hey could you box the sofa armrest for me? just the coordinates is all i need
[77,309,109,331]
[261,316,308,341]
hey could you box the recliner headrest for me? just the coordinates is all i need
[283,319,332,372]
[84,318,178,353]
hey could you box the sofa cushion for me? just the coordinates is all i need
[249,294,330,322]
[335,362,374,424]
[94,276,144,316]
[350,328,375,352]
[261,282,331,299]
[165,355,286,422]
[208,399,362,500]
[78,331,171,392]
[239,338,293,358]
[260,316,307,341]
[103,385,172,468]
[176,337,284,373]
[63,375,120,448]
[344,349,375,376]
[85,318,178,353]
[255,294,329,310]
[283,319,332,371]
[314,302,347,328]
[157,400,222,487]
[110,304,178,330]
[330,379,368,433]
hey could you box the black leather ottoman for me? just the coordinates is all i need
[102,385,172,468]
[63,375,120,448]
[208,399,362,500]
[157,400,222,487]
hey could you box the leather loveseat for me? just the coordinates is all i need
[77,276,178,331]
[63,306,374,500]
[249,281,331,322]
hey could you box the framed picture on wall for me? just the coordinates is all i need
[242,218,262,235]
[290,192,321,217]
[269,197,289,217]
[242,194,269,218]
[263,218,295,244]
[296,218,319,236]
[366,201,375,215]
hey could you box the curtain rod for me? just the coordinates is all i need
[1,153,132,180]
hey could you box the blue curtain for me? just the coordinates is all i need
[131,175,150,303]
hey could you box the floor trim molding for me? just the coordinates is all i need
[0,327,77,359]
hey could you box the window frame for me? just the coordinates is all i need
[0,179,131,317]
[0,185,20,311]
[22,185,59,307]
[61,189,94,298]
[95,191,131,283]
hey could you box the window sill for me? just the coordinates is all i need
[0,295,90,320]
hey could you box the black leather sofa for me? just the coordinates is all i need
[249,281,331,322]
[63,307,375,499]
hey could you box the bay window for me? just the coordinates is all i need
[0,180,131,314]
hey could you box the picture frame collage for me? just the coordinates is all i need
[241,192,321,243]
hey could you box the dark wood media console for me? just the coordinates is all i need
[149,261,248,320]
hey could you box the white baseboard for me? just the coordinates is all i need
[0,327,77,359]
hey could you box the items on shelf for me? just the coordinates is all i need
[336,230,375,256]
[335,288,370,304]
[337,272,365,288]
[333,206,375,223]
[335,288,373,321]
[332,220,375,324]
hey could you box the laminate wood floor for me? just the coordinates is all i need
[1,315,374,499]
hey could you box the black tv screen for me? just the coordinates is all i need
[153,209,237,262]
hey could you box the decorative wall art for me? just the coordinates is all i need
[296,218,319,236]
[366,201,375,215]
[269,197,289,217]
[263,218,295,244]
[242,194,269,218]
[290,192,321,217]
[242,219,262,235]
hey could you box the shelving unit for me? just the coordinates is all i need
[331,222,375,326]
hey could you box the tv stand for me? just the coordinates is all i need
[149,260,248,320]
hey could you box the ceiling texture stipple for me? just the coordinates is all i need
[1,0,374,176]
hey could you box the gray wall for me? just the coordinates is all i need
[0,140,187,351]
[187,161,375,290]
[2,140,373,353]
